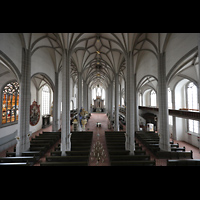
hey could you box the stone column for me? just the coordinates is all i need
[114,73,119,131]
[83,80,87,111]
[158,52,170,151]
[107,84,111,115]
[124,80,126,107]
[198,34,200,111]
[110,81,114,121]
[88,86,91,112]
[126,51,135,154]
[198,34,200,133]
[61,49,71,156]
[119,83,122,107]
[78,72,82,130]
[171,88,177,140]
[52,72,58,132]
[16,48,31,156]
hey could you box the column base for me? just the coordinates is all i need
[159,142,171,151]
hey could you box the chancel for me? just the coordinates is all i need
[0,33,200,166]
[92,85,105,112]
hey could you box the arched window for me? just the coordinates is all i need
[92,88,96,104]
[168,88,172,109]
[42,85,50,115]
[70,100,74,110]
[187,82,199,133]
[187,82,198,109]
[168,88,173,125]
[150,90,156,107]
[102,88,105,105]
[97,87,101,96]
[139,93,142,106]
[1,81,19,125]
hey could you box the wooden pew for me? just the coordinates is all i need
[108,150,130,155]
[156,150,193,159]
[6,152,16,157]
[46,156,89,162]
[0,156,36,166]
[110,155,150,161]
[0,162,30,166]
[40,161,88,166]
[5,131,61,166]
[106,131,153,165]
[111,160,155,166]
[171,143,179,148]
[51,151,90,156]
[171,147,185,152]
[41,131,93,166]
[167,159,200,166]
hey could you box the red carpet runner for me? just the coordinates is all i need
[87,113,111,166]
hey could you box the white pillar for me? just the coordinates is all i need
[114,73,119,131]
[83,80,87,110]
[126,51,135,155]
[119,83,122,107]
[198,34,200,112]
[107,84,111,115]
[158,52,170,151]
[61,49,71,156]
[53,72,58,132]
[110,81,114,121]
[78,72,82,131]
[16,48,31,156]
[198,34,200,134]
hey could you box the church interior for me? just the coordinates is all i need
[0,33,200,166]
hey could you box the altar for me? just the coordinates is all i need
[93,96,104,112]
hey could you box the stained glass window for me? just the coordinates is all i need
[2,81,19,125]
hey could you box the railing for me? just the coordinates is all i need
[139,106,200,121]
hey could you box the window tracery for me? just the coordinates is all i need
[2,81,19,125]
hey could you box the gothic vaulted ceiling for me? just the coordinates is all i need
[19,33,136,89]
[19,33,197,90]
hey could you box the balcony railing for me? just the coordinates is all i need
[139,106,200,121]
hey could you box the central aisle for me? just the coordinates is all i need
[86,113,111,166]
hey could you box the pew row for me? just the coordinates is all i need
[105,131,155,166]
[3,131,61,166]
[40,131,93,166]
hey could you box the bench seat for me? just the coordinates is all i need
[40,161,88,166]
[111,160,155,166]
[108,150,130,155]
[110,155,150,161]
[46,156,89,162]
[167,159,200,166]
[0,156,36,166]
[0,162,29,166]
[156,151,193,159]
